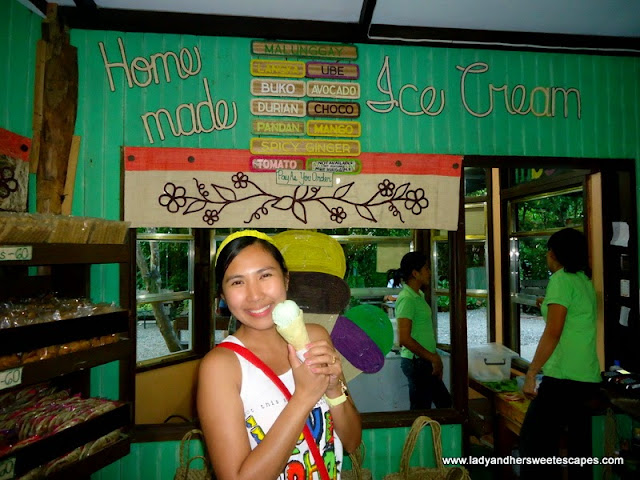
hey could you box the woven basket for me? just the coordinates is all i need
[382,416,470,480]
[174,429,212,480]
[342,443,373,480]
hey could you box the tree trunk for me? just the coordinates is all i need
[136,241,183,352]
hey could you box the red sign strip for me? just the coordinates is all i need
[123,146,461,177]
[0,128,31,162]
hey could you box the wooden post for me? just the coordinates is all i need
[61,135,80,215]
[30,40,46,175]
[35,4,78,214]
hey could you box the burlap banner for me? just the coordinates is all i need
[124,147,461,230]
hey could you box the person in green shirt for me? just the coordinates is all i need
[519,228,602,480]
[388,252,452,409]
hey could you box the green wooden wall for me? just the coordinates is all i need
[70,34,640,161]
[0,0,39,137]
[0,0,40,207]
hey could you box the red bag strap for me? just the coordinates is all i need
[217,341,331,480]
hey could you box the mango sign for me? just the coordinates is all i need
[306,120,361,137]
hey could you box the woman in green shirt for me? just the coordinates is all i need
[519,228,602,480]
[388,252,452,410]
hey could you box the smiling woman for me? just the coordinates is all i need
[198,230,362,480]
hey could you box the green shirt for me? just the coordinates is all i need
[395,284,436,359]
[541,268,601,383]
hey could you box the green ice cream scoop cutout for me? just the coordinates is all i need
[272,300,310,353]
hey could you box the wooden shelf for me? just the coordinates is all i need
[0,243,129,265]
[0,310,130,355]
[0,233,135,476]
[47,437,131,480]
[1,339,132,388]
[46,436,132,480]
[0,403,131,479]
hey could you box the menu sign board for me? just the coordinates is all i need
[252,119,306,136]
[250,79,305,97]
[306,62,359,80]
[306,120,361,137]
[250,99,306,117]
[307,101,360,118]
[250,138,360,156]
[250,59,306,78]
[252,41,358,60]
[307,158,362,174]
[306,81,360,99]
[251,156,305,172]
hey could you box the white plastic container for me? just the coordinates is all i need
[468,343,518,382]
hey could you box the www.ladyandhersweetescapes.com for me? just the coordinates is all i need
[442,456,624,467]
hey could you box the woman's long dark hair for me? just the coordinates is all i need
[215,236,288,295]
[547,228,592,277]
[387,251,428,287]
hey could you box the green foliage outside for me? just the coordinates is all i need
[320,228,412,289]
[136,227,191,321]
[515,191,584,283]
[435,190,583,312]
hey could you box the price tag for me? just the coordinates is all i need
[0,456,16,480]
[0,368,23,391]
[0,246,32,261]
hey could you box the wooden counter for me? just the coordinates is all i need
[495,392,530,435]
[469,377,530,479]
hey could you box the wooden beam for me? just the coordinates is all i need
[358,0,377,37]
[26,0,47,16]
[30,39,46,175]
[55,6,640,55]
[58,7,361,43]
[368,24,640,56]
[73,0,97,10]
[61,135,80,216]
[36,3,78,214]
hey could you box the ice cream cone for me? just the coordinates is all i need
[273,300,310,359]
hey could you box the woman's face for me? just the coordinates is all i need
[546,248,560,273]
[220,243,288,329]
[413,264,430,288]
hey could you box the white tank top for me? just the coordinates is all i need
[221,336,344,479]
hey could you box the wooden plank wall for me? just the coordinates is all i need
[0,0,40,137]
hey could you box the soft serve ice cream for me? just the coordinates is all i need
[272,300,309,360]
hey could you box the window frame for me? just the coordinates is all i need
[501,177,588,357]
[135,229,211,372]
[433,199,490,347]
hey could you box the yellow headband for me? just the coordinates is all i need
[214,230,278,266]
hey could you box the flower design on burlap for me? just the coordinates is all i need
[158,172,430,226]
